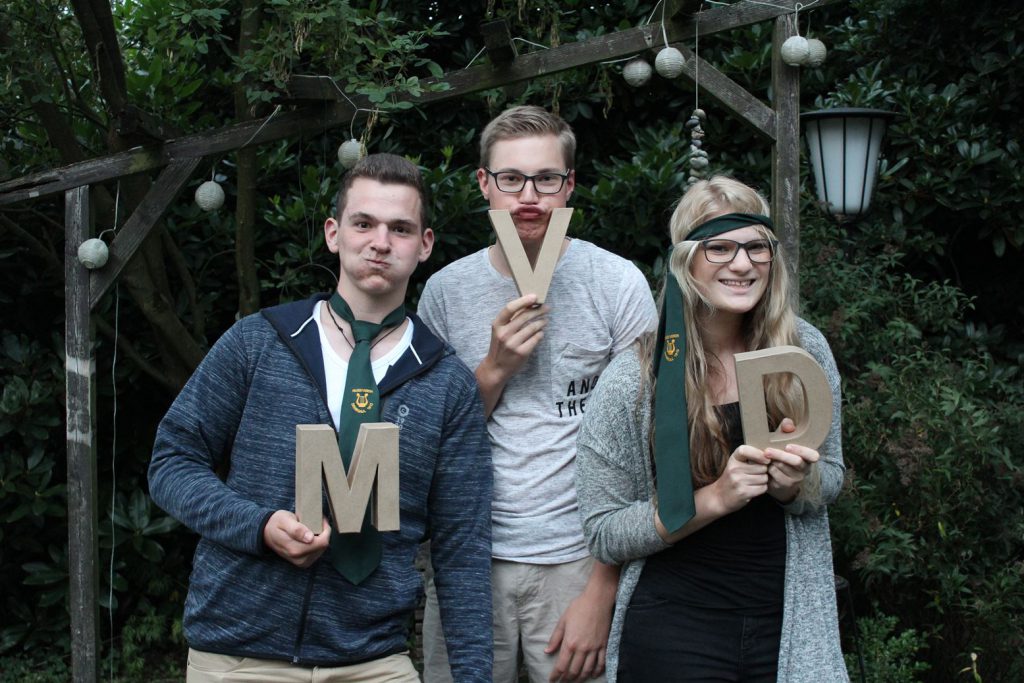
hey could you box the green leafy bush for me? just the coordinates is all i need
[846,613,930,683]
[800,215,1024,681]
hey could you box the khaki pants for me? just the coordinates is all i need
[186,648,420,683]
[422,556,603,683]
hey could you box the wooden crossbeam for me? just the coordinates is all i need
[670,44,775,139]
[89,157,202,309]
[0,0,843,207]
[0,105,341,206]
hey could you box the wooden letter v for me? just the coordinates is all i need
[488,208,573,304]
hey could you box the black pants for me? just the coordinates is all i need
[617,581,783,682]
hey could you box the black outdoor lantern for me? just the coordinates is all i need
[802,108,896,220]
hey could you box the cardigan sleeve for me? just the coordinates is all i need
[576,349,671,566]
[781,319,846,515]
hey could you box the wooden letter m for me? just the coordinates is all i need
[294,423,400,533]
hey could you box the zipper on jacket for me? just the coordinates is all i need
[291,566,318,663]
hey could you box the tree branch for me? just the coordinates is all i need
[93,315,179,393]
[0,213,63,272]
[161,229,204,339]
[233,0,264,316]
[68,0,128,113]
[0,29,87,165]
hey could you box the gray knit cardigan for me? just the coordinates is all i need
[575,318,849,682]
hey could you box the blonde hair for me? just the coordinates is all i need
[644,176,814,495]
[479,105,576,170]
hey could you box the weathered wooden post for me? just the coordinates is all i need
[65,186,100,683]
[772,12,802,306]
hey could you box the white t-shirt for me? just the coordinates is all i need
[311,300,413,431]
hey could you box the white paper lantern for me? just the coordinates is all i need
[622,58,653,87]
[77,238,109,270]
[338,139,366,169]
[195,180,225,211]
[654,47,686,79]
[805,38,827,67]
[781,35,810,66]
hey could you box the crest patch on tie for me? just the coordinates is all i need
[664,334,680,362]
[350,388,375,414]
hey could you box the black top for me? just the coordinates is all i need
[638,402,786,616]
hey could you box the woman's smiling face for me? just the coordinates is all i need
[689,225,772,316]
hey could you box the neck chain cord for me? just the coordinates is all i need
[326,301,402,350]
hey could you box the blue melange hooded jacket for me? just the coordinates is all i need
[149,295,492,679]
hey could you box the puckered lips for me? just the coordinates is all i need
[513,206,545,221]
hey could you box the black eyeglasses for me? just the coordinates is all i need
[485,168,571,194]
[700,238,778,264]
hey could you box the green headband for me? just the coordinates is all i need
[652,211,774,534]
[686,212,774,241]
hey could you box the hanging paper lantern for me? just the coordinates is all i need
[805,38,827,67]
[622,58,653,87]
[195,180,225,211]
[77,238,109,270]
[781,35,810,66]
[654,47,686,79]
[338,139,366,169]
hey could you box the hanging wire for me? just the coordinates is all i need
[694,3,701,111]
[106,181,121,683]
[511,37,551,51]
[463,34,553,70]
[661,0,670,48]
[239,104,283,149]
[462,46,487,69]
[316,77,382,141]
[645,0,666,26]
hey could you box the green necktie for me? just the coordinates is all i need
[653,213,775,533]
[652,273,696,534]
[327,292,405,584]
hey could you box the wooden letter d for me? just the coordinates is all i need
[734,346,833,451]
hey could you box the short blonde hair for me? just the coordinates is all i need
[479,105,576,169]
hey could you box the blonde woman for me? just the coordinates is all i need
[575,176,848,682]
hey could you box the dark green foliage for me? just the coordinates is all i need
[800,213,1024,680]
[845,613,931,683]
[0,333,69,655]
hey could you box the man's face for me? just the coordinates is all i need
[325,178,433,304]
[477,134,575,251]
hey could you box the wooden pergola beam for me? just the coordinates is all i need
[0,106,338,206]
[89,157,202,309]
[481,19,518,65]
[65,185,100,683]
[0,0,843,206]
[670,44,776,138]
[771,13,803,304]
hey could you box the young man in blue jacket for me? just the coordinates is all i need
[150,153,493,682]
